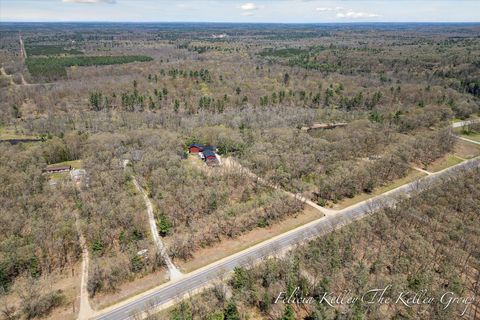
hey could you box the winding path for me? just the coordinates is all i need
[91,120,480,319]
[76,216,94,320]
[94,156,480,320]
[19,34,27,59]
[130,176,183,280]
[70,176,94,320]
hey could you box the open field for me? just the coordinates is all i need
[425,154,464,172]
[47,159,84,169]
[462,132,480,142]
[454,138,480,158]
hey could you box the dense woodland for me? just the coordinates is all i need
[166,168,480,320]
[126,129,302,261]
[26,55,153,82]
[240,122,455,203]
[0,141,81,318]
[0,23,479,319]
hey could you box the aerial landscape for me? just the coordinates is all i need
[0,0,479,319]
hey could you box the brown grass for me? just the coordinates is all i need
[331,169,427,210]
[91,269,169,310]
[454,139,480,159]
[1,263,82,320]
[176,204,323,273]
[426,154,464,172]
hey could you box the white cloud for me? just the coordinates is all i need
[336,10,379,19]
[316,7,334,12]
[240,3,258,11]
[61,0,116,4]
[316,6,379,19]
[316,6,344,12]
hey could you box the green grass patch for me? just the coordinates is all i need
[426,154,464,172]
[452,125,480,142]
[47,159,83,169]
[26,55,153,81]
[451,118,467,124]
[48,172,69,180]
[461,132,480,143]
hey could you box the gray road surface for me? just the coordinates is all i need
[95,157,479,320]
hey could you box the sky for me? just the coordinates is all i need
[0,0,479,23]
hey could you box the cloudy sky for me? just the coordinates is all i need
[1,0,479,23]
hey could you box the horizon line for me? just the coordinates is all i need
[1,21,480,24]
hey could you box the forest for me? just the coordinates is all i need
[0,22,479,319]
[25,55,153,81]
[166,168,480,320]
[25,44,83,57]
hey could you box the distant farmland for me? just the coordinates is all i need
[25,55,153,81]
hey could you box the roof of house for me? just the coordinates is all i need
[202,145,216,151]
[46,165,71,172]
[189,143,204,148]
[202,149,217,158]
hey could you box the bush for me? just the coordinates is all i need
[157,215,172,237]
[130,255,144,273]
[22,290,65,319]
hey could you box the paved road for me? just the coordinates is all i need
[451,119,479,128]
[94,157,479,320]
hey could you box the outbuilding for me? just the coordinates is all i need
[45,165,72,173]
